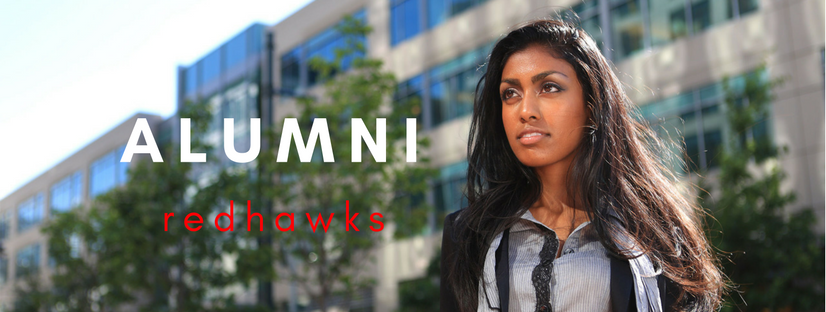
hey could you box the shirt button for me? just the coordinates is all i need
[563,248,574,255]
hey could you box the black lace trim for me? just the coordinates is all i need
[531,232,558,312]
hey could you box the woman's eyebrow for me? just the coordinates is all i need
[532,70,568,83]
[501,71,569,87]
[501,78,520,88]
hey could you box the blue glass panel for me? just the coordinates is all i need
[450,0,474,15]
[117,145,128,185]
[427,44,489,126]
[391,0,422,46]
[15,243,40,278]
[17,193,43,233]
[404,0,421,40]
[50,176,71,213]
[201,49,222,84]
[90,150,116,198]
[430,80,449,126]
[396,75,425,123]
[225,31,248,70]
[737,0,758,16]
[610,0,644,60]
[306,11,368,86]
[0,211,11,240]
[699,82,722,103]
[249,27,262,58]
[71,171,83,206]
[391,4,405,46]
[434,161,469,214]
[704,129,723,168]
[185,65,198,95]
[280,48,302,93]
[428,0,448,28]
[0,258,6,285]
[455,67,479,118]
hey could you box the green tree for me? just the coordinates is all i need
[14,102,276,312]
[262,15,435,311]
[397,248,440,312]
[702,64,825,311]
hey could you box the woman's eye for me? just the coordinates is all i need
[541,83,560,93]
[501,89,517,100]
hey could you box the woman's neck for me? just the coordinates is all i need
[530,164,590,241]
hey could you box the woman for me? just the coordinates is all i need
[440,18,727,311]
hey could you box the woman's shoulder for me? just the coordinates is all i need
[443,208,465,230]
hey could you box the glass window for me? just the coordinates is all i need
[51,171,83,213]
[90,146,129,198]
[391,0,423,46]
[15,243,40,278]
[185,65,199,95]
[17,193,44,233]
[395,75,425,125]
[454,67,478,118]
[427,44,488,126]
[250,25,264,55]
[735,0,758,17]
[0,258,6,285]
[699,82,722,102]
[704,129,723,168]
[450,0,474,15]
[610,0,645,60]
[117,144,129,185]
[426,0,486,29]
[643,71,768,172]
[690,0,729,35]
[90,151,116,198]
[0,211,11,240]
[429,79,450,126]
[427,0,448,28]
[302,10,368,87]
[574,0,605,52]
[201,49,222,85]
[684,133,700,171]
[648,0,688,46]
[70,234,82,259]
[225,31,248,70]
[433,161,468,217]
[280,48,301,94]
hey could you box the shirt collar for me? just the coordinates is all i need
[512,209,592,235]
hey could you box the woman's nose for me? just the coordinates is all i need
[520,94,541,123]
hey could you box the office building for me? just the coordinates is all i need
[0,114,164,309]
[269,0,823,310]
[1,0,821,310]
[177,23,269,176]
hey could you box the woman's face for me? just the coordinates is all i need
[499,44,588,169]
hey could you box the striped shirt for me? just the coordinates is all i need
[477,209,613,311]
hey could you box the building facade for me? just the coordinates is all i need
[269,0,823,310]
[0,0,821,310]
[177,23,269,175]
[0,114,164,309]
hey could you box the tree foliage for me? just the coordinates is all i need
[13,102,275,312]
[702,64,825,311]
[397,248,440,312]
[260,15,435,311]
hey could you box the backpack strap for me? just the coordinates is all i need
[494,228,510,311]
[611,255,635,312]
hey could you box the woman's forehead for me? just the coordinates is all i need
[501,46,576,82]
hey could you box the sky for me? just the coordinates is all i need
[0,0,314,199]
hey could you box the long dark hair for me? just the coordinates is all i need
[445,18,727,311]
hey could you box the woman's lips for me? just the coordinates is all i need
[518,132,549,145]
